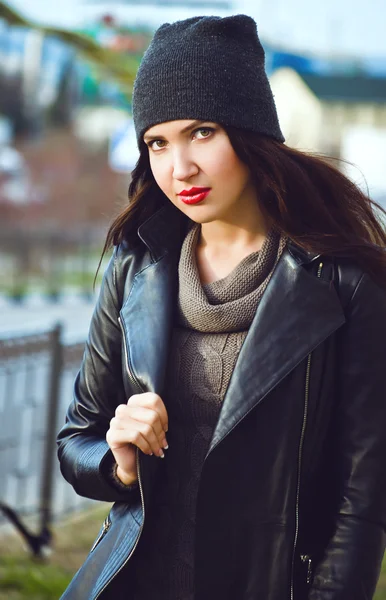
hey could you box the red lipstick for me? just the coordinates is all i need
[178,187,211,205]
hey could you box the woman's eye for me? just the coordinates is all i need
[195,128,213,139]
[148,127,214,150]
[149,140,166,150]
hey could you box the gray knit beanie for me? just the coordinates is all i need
[132,14,284,145]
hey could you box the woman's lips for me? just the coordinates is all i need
[178,188,211,205]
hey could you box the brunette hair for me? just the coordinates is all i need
[101,127,386,285]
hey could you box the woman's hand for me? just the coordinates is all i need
[106,392,169,485]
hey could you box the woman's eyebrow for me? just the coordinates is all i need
[143,120,208,142]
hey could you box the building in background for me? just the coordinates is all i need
[270,66,386,200]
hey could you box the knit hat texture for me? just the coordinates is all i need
[132,14,284,145]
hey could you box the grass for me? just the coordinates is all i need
[0,505,109,600]
[377,566,386,600]
[1,506,386,599]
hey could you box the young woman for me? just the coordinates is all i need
[57,14,386,600]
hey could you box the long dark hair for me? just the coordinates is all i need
[100,127,386,284]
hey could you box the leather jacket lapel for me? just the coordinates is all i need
[119,252,178,394]
[208,249,346,454]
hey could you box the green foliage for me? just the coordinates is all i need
[7,281,28,300]
[0,557,72,599]
[376,561,386,600]
[0,1,139,94]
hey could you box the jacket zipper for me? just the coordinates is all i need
[94,318,146,600]
[300,554,313,585]
[290,261,323,599]
[90,515,111,552]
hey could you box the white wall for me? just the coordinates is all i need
[269,67,323,151]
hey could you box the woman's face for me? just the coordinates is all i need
[143,119,257,224]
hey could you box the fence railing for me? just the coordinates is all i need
[0,324,95,556]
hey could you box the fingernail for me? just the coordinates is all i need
[158,449,165,458]
[162,439,168,450]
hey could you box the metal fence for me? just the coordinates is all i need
[0,324,96,555]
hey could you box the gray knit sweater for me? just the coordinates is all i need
[130,225,285,600]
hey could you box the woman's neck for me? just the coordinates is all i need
[196,210,270,285]
[199,206,269,254]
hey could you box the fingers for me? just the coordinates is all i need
[129,393,168,433]
[127,406,166,442]
[106,426,153,456]
[109,414,166,457]
[108,393,169,458]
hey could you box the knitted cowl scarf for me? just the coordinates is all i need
[178,223,287,333]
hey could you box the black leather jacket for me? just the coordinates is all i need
[57,204,386,600]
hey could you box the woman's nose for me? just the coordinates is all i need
[172,150,199,181]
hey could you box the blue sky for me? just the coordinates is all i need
[8,0,386,58]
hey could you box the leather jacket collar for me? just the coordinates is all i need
[137,203,322,266]
[137,203,189,261]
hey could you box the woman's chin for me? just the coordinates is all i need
[178,206,222,225]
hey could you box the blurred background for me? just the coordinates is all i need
[0,0,386,598]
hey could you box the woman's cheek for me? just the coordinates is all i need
[204,146,234,179]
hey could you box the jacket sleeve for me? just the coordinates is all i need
[57,247,139,503]
[309,272,386,599]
